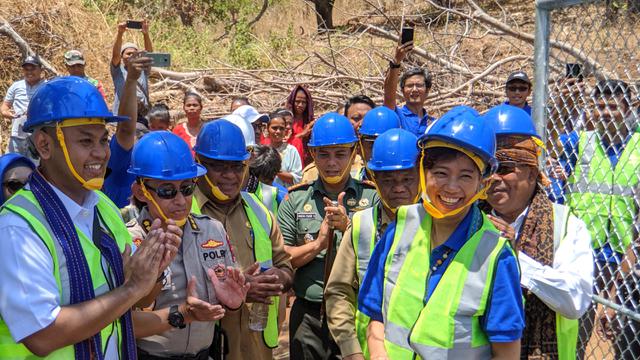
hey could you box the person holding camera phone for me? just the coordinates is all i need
[110,19,153,119]
[383,27,436,136]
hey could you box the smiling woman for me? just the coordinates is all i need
[358,106,526,360]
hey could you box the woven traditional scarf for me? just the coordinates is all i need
[517,186,557,360]
[30,172,136,360]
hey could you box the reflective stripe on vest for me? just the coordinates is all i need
[552,203,579,360]
[566,130,640,253]
[0,189,130,359]
[256,183,278,217]
[382,204,507,359]
[351,206,379,358]
[240,192,280,349]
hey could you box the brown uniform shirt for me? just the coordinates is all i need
[324,205,391,356]
[193,188,292,360]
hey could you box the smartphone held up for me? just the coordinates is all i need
[401,27,414,45]
[126,20,143,29]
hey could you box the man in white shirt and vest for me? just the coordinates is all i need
[484,104,593,360]
[0,76,181,359]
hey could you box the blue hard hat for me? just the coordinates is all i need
[359,106,400,137]
[419,105,497,176]
[24,76,127,132]
[307,112,358,147]
[483,104,540,139]
[194,119,250,161]
[128,131,206,180]
[368,128,418,171]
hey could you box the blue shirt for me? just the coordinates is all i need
[103,137,136,208]
[503,101,531,115]
[358,206,524,342]
[273,182,288,204]
[556,130,632,263]
[394,105,435,136]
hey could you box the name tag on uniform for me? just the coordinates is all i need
[296,212,318,220]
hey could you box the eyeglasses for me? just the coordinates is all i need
[507,86,529,93]
[202,161,246,174]
[404,83,426,90]
[143,181,197,199]
[3,180,27,193]
[496,161,518,175]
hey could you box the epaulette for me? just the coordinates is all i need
[302,162,316,172]
[287,181,313,192]
[359,179,377,189]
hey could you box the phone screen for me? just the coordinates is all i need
[565,63,582,79]
[401,27,414,45]
[126,20,143,29]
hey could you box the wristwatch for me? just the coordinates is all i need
[168,305,186,329]
[389,60,401,69]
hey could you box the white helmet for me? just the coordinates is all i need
[222,114,256,148]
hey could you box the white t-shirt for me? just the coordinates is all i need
[4,79,45,138]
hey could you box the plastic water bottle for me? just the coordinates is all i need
[248,266,270,331]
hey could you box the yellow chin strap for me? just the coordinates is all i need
[140,181,187,227]
[312,145,357,185]
[418,149,492,219]
[56,119,106,191]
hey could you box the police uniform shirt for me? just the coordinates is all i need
[325,204,391,356]
[127,207,236,356]
[192,187,292,360]
[0,184,123,360]
[277,176,379,303]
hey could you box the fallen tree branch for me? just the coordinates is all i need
[0,16,58,75]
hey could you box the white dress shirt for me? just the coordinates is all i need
[0,183,120,359]
[496,204,594,319]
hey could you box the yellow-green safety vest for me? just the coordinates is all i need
[551,203,580,360]
[255,182,278,217]
[191,193,280,348]
[0,189,131,359]
[382,204,511,359]
[566,130,640,253]
[350,206,380,359]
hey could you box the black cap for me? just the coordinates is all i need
[22,55,42,67]
[506,71,531,85]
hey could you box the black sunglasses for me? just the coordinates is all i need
[496,161,518,176]
[3,180,27,193]
[144,181,197,200]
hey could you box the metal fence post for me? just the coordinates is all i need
[532,1,551,148]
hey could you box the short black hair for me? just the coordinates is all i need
[422,147,480,175]
[400,67,433,90]
[592,79,632,104]
[343,95,376,116]
[250,145,282,183]
[147,103,171,123]
[269,108,293,124]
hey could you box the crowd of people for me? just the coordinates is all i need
[0,21,638,360]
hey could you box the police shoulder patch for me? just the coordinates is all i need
[142,219,153,232]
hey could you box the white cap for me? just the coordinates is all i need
[232,105,269,124]
[222,114,256,148]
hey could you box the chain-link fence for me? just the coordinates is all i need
[533,0,640,358]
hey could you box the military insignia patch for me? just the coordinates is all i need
[303,203,313,212]
[213,264,227,279]
[359,198,370,207]
[347,198,357,207]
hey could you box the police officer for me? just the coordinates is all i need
[0,77,179,358]
[126,131,249,359]
[358,106,525,359]
[191,120,293,360]
[355,106,400,180]
[278,112,379,359]
[325,128,419,359]
[483,105,593,360]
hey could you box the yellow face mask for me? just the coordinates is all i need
[370,171,421,214]
[418,145,492,219]
[55,119,107,191]
[139,181,187,227]
[312,145,356,184]
[197,156,248,201]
